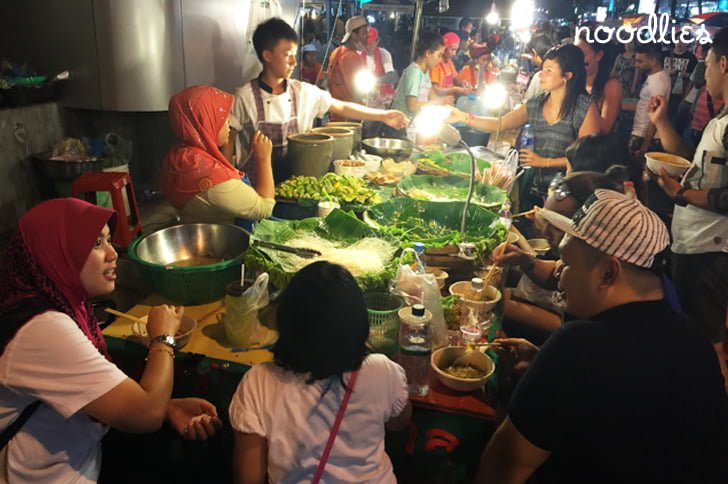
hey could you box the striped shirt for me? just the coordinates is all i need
[526,93,592,159]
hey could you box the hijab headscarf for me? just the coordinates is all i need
[159,85,241,209]
[0,198,117,358]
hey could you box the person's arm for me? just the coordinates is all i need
[385,400,412,431]
[452,104,528,133]
[432,85,469,97]
[656,167,728,214]
[250,131,274,199]
[328,100,409,129]
[647,95,693,159]
[83,305,182,433]
[579,102,601,137]
[503,290,562,333]
[233,431,268,484]
[474,417,550,483]
[166,398,222,441]
[598,79,622,134]
[494,244,558,288]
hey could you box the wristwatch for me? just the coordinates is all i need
[673,186,689,207]
[151,334,176,349]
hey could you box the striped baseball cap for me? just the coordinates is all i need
[539,189,670,268]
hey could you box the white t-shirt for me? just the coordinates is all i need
[229,354,408,484]
[364,48,394,74]
[632,69,672,138]
[524,71,544,102]
[672,111,728,254]
[229,79,334,167]
[0,311,127,483]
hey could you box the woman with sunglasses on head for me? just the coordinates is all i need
[0,199,221,483]
[449,44,601,212]
[494,171,624,345]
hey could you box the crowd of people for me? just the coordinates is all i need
[1,11,728,484]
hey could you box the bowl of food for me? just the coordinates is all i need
[131,314,198,350]
[527,238,550,255]
[333,159,367,177]
[449,281,502,314]
[645,152,691,177]
[431,346,495,392]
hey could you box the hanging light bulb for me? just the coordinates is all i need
[485,3,499,25]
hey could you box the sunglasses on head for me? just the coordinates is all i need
[549,178,587,205]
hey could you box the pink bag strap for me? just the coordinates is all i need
[311,370,360,484]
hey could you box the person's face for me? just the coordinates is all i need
[541,195,579,248]
[444,44,458,60]
[704,48,727,101]
[263,39,298,79]
[217,117,230,146]
[80,224,117,297]
[463,22,473,34]
[354,25,369,48]
[476,53,491,67]
[303,51,317,66]
[426,46,445,70]
[576,40,602,76]
[557,235,604,319]
[539,58,570,92]
[634,52,654,73]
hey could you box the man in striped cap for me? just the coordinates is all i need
[475,189,728,483]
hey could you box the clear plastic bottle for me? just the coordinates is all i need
[412,243,426,274]
[398,304,432,396]
[497,200,513,232]
[517,124,535,151]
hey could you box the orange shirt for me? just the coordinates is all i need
[301,62,322,85]
[327,45,363,103]
[429,59,458,88]
[456,64,496,87]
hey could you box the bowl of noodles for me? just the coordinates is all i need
[431,346,495,392]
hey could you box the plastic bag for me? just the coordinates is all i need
[389,263,448,348]
[221,272,278,348]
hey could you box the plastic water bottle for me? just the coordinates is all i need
[412,242,426,274]
[517,124,535,151]
[497,200,513,232]
[398,304,432,396]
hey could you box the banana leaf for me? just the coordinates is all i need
[364,198,505,250]
[416,150,492,176]
[244,210,398,290]
[397,175,507,209]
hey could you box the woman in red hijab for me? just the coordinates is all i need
[0,198,221,482]
[160,85,275,224]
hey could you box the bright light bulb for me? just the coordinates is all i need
[366,15,376,24]
[413,105,452,138]
[354,69,377,94]
[511,0,534,32]
[482,83,508,110]
[486,5,499,25]
[390,12,396,19]
[311,10,317,19]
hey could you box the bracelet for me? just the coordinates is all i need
[145,346,174,361]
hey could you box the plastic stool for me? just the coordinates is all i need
[72,172,142,248]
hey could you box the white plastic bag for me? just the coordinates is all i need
[222,272,277,348]
[389,264,448,348]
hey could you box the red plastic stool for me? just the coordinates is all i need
[72,172,143,248]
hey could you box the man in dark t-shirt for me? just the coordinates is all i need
[475,190,728,483]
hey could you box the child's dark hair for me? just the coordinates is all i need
[566,133,630,174]
[560,170,625,206]
[273,262,369,387]
[528,32,557,61]
[415,31,444,59]
[541,44,588,119]
[576,28,617,102]
[252,18,299,62]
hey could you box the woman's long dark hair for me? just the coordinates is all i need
[415,30,444,59]
[577,29,616,104]
[273,262,369,388]
[542,44,588,120]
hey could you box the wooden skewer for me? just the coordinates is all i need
[512,208,537,218]
[483,242,507,287]
[104,307,147,325]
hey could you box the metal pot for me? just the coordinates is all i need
[362,137,413,159]
[32,152,104,180]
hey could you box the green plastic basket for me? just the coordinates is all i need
[128,237,244,305]
[364,292,403,357]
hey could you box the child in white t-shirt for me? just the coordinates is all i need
[229,262,411,483]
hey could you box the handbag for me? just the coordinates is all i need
[311,370,359,484]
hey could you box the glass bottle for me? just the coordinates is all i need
[398,304,432,396]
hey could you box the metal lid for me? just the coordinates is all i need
[413,242,425,254]
[471,277,484,291]
[412,304,425,317]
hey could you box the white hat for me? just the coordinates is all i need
[342,16,368,44]
[302,44,317,53]
[539,189,670,269]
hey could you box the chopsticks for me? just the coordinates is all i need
[512,208,537,218]
[104,308,146,325]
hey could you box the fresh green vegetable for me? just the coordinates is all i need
[398,175,507,208]
[417,150,492,176]
[276,173,381,205]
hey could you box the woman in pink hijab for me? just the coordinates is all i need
[159,85,275,225]
[0,198,221,482]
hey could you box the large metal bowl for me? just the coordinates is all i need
[128,224,249,304]
[362,137,413,158]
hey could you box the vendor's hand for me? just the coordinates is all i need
[519,149,547,168]
[439,94,456,106]
[147,305,183,339]
[656,167,683,198]
[167,398,222,441]
[461,80,473,91]
[456,86,473,96]
[493,243,534,267]
[646,95,669,126]
[493,337,539,374]
[381,110,409,129]
[251,131,273,164]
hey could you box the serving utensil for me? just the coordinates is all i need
[452,342,500,367]
[104,308,147,325]
[251,239,322,259]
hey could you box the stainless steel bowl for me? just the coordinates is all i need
[132,224,249,266]
[362,137,413,158]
